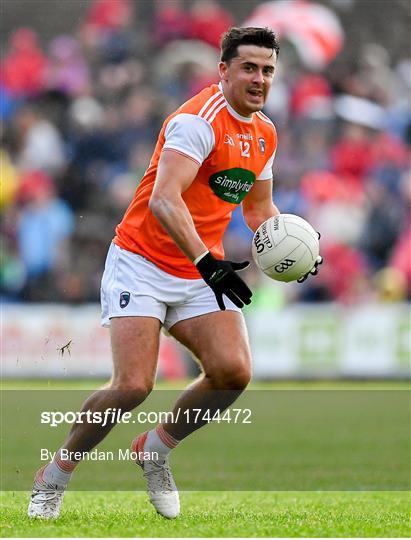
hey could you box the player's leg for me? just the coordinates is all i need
[164,310,252,440]
[28,316,161,519]
[132,310,251,518]
[62,316,161,454]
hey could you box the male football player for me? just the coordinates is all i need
[29,27,321,520]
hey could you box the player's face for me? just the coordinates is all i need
[219,45,276,117]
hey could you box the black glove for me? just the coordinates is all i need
[297,255,323,283]
[196,252,252,310]
[297,232,323,283]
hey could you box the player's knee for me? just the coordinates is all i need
[110,378,153,410]
[225,364,251,390]
[208,359,252,390]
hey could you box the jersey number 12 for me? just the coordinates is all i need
[240,141,250,158]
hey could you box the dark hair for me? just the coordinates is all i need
[220,27,280,64]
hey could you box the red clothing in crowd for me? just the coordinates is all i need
[187,1,234,48]
[319,243,369,302]
[83,0,132,32]
[1,28,48,96]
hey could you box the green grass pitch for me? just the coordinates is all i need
[1,490,410,537]
[1,380,410,537]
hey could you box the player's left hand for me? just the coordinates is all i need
[297,231,323,283]
[297,255,323,283]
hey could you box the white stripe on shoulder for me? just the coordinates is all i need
[256,111,274,126]
[208,102,227,123]
[203,96,225,122]
[198,91,223,119]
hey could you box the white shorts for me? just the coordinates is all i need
[100,243,241,330]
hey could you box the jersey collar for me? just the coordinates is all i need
[218,82,253,123]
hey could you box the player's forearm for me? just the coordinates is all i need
[244,202,280,232]
[149,195,207,262]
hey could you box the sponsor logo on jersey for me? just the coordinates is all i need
[224,134,235,146]
[209,168,256,204]
[119,291,131,308]
[237,133,253,141]
[258,137,266,154]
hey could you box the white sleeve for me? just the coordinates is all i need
[257,150,276,180]
[163,113,215,164]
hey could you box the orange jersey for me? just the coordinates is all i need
[114,83,277,279]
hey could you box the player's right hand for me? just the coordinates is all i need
[196,252,252,310]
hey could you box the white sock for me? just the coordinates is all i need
[41,449,77,488]
[144,425,180,461]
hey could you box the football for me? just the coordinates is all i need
[252,214,320,282]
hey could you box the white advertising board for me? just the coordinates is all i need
[1,304,410,378]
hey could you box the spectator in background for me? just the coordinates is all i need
[0,149,18,210]
[0,235,27,299]
[79,0,138,63]
[289,73,332,119]
[373,267,408,303]
[1,28,48,97]
[14,104,66,176]
[1,1,409,307]
[316,242,370,303]
[68,96,111,178]
[369,129,408,194]
[389,225,411,299]
[64,96,121,211]
[356,183,399,266]
[384,168,411,298]
[16,170,74,300]
[0,86,18,122]
[47,35,91,97]
[152,0,189,47]
[301,170,365,248]
[80,0,133,39]
[113,88,158,161]
[97,57,146,96]
[331,122,374,183]
[187,0,234,48]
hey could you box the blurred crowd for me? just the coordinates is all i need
[1,0,410,306]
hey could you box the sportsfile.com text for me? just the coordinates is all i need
[40,408,252,427]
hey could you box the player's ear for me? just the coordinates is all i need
[218,61,229,81]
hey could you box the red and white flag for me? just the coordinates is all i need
[243,0,344,70]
